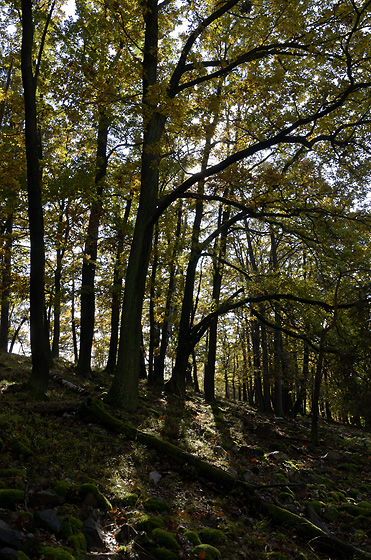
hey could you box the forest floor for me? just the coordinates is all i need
[0,352,371,560]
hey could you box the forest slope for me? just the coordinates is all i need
[0,353,370,560]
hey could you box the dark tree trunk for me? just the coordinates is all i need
[152,202,182,384]
[251,320,265,410]
[148,224,159,383]
[0,214,13,352]
[21,0,50,392]
[105,199,131,373]
[77,111,109,375]
[71,278,78,363]
[204,192,230,401]
[106,0,164,411]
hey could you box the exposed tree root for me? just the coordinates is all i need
[81,397,371,560]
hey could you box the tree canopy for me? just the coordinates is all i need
[1,0,371,430]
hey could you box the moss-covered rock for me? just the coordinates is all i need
[152,549,178,560]
[144,497,170,512]
[0,488,24,507]
[0,468,25,478]
[11,439,32,457]
[118,492,140,507]
[304,500,322,515]
[152,528,179,550]
[54,480,75,498]
[191,543,221,559]
[339,503,371,517]
[75,483,112,511]
[183,530,201,546]
[136,514,164,532]
[17,552,31,560]
[323,506,340,521]
[39,545,75,560]
[67,532,88,551]
[61,516,83,539]
[199,528,227,545]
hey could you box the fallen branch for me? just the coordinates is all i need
[81,397,371,560]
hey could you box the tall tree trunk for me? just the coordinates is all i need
[204,191,230,401]
[148,224,159,383]
[106,0,164,411]
[71,278,78,363]
[52,208,68,358]
[251,320,265,410]
[21,0,50,392]
[77,111,109,375]
[105,198,132,373]
[152,201,183,384]
[0,215,13,352]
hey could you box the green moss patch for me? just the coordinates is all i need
[144,496,170,512]
[152,528,180,550]
[0,488,25,507]
[192,543,221,559]
[152,549,178,560]
[136,514,164,532]
[39,545,75,560]
[199,528,227,545]
[183,530,201,546]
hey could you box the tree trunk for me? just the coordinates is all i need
[0,215,13,352]
[152,202,182,384]
[77,111,109,375]
[204,192,230,401]
[105,198,131,373]
[21,0,50,392]
[106,0,164,411]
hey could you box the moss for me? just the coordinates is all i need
[54,480,75,498]
[279,492,294,504]
[351,516,370,530]
[39,546,75,560]
[144,497,170,513]
[17,552,31,560]
[191,544,221,559]
[338,463,358,473]
[358,501,371,510]
[152,528,179,550]
[304,501,323,515]
[0,488,25,507]
[183,530,201,546]
[61,516,83,539]
[11,439,32,457]
[328,490,346,503]
[323,506,340,521]
[118,492,140,507]
[76,483,112,511]
[67,532,87,551]
[136,514,164,532]
[152,549,178,560]
[274,472,289,483]
[199,528,227,545]
[267,553,288,560]
[0,468,25,478]
[339,503,371,517]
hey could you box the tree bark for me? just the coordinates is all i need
[21,0,50,392]
[106,0,164,411]
[0,215,13,352]
[77,111,109,375]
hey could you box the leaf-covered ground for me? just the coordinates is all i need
[0,352,370,560]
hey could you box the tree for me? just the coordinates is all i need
[21,0,54,392]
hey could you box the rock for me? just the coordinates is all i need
[115,523,137,544]
[143,497,170,512]
[0,490,24,509]
[83,518,105,550]
[152,528,180,550]
[0,547,18,560]
[265,451,289,461]
[0,520,23,549]
[199,528,227,545]
[321,451,343,462]
[191,543,221,559]
[37,509,62,535]
[29,490,65,507]
[227,467,238,477]
[149,471,162,484]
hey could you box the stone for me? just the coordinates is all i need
[83,518,105,550]
[0,520,23,549]
[38,509,62,535]
[115,523,138,544]
[29,490,64,507]
[0,547,18,560]
[149,471,162,484]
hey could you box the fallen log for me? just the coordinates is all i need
[81,397,371,560]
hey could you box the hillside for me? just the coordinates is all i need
[0,353,370,560]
